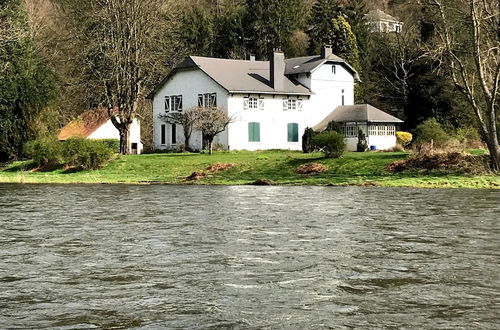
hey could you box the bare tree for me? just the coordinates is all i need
[158,107,199,151]
[424,0,500,169]
[193,107,233,155]
[54,0,175,154]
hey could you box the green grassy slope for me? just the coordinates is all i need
[0,151,498,188]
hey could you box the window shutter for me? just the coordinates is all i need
[283,99,288,111]
[258,99,264,111]
[254,123,260,142]
[177,96,183,111]
[293,123,298,142]
[243,98,249,110]
[165,96,170,112]
[210,93,217,107]
[287,123,293,142]
[198,94,203,107]
[297,100,303,111]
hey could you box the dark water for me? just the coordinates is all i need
[0,184,498,329]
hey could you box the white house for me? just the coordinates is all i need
[58,107,143,154]
[150,45,401,152]
[366,9,403,33]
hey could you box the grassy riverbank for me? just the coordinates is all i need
[0,151,498,188]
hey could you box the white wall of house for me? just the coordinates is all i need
[367,135,397,151]
[152,69,228,151]
[227,94,306,151]
[297,63,355,128]
[88,118,143,154]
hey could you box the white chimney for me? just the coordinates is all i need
[270,49,285,90]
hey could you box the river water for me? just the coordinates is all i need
[0,184,498,329]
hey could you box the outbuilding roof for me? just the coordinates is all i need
[313,104,403,131]
[58,107,113,140]
[366,9,401,23]
[285,54,360,81]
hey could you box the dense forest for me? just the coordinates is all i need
[1,0,498,168]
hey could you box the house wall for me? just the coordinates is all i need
[88,118,143,154]
[227,94,306,151]
[307,63,355,128]
[367,135,397,151]
[152,69,228,151]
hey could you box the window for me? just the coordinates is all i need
[344,123,357,137]
[165,95,182,112]
[171,124,177,144]
[244,97,258,110]
[379,125,387,136]
[287,123,299,142]
[368,125,377,136]
[198,93,217,108]
[341,89,345,105]
[387,125,396,136]
[332,65,336,74]
[248,122,260,142]
[160,124,166,145]
[282,98,302,111]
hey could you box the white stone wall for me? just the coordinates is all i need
[152,69,228,151]
[367,135,397,151]
[88,118,143,154]
[227,94,306,151]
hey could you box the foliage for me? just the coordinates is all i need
[193,107,233,155]
[302,127,316,153]
[62,138,114,170]
[23,136,62,167]
[396,131,413,147]
[454,127,481,148]
[357,129,368,152]
[244,0,307,59]
[414,118,449,148]
[312,131,346,158]
[180,5,214,57]
[0,0,58,161]
[159,107,199,151]
[326,120,343,134]
[97,139,120,153]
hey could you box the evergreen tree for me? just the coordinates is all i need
[180,5,215,57]
[307,0,341,55]
[214,2,246,58]
[244,0,307,59]
[0,0,57,160]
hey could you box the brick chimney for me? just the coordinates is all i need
[321,45,332,59]
[270,49,285,90]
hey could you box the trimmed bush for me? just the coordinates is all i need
[62,138,114,170]
[23,137,63,167]
[414,118,449,148]
[396,131,413,147]
[302,127,315,153]
[357,129,368,152]
[312,131,346,158]
[97,139,120,153]
[326,120,343,134]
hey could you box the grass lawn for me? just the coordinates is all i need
[0,150,498,188]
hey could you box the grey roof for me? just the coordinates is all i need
[148,52,361,98]
[313,104,403,131]
[366,9,401,23]
[285,54,360,81]
[156,56,311,97]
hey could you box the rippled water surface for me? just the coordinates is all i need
[0,184,498,329]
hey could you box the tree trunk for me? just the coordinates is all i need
[208,139,213,155]
[119,125,131,155]
[485,136,500,171]
[184,132,191,152]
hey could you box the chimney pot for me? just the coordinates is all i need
[321,45,332,59]
[249,54,256,61]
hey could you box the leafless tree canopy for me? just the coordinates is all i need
[424,0,500,169]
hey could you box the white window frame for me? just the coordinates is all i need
[344,123,357,138]
[198,93,217,108]
[283,98,301,111]
[165,95,182,112]
[368,125,377,136]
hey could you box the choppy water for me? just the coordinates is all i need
[0,184,498,329]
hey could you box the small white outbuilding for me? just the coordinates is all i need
[58,107,143,154]
[313,104,403,151]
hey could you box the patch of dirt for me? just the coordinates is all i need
[186,171,207,181]
[205,163,237,173]
[386,152,490,175]
[296,163,327,175]
[250,179,273,186]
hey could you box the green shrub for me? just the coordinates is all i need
[302,127,316,153]
[414,118,449,148]
[454,127,481,148]
[97,139,120,153]
[312,131,346,158]
[326,120,343,134]
[357,129,368,152]
[62,138,114,170]
[396,131,413,147]
[23,137,63,167]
